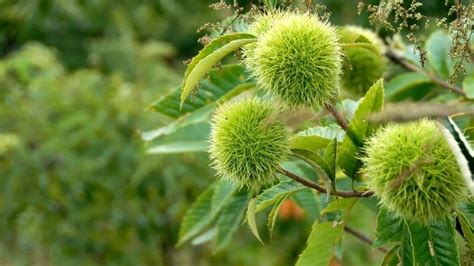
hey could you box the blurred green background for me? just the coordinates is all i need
[0,1,460,265]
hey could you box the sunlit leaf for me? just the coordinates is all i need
[181,33,256,107]
[337,79,384,179]
[246,198,264,244]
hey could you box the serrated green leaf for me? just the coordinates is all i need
[381,245,400,266]
[267,194,288,237]
[191,228,216,246]
[373,208,403,248]
[214,191,250,252]
[456,210,474,250]
[426,30,453,79]
[293,188,320,221]
[320,198,357,217]
[212,179,236,213]
[178,183,217,246]
[399,220,415,266]
[247,198,264,244]
[181,34,256,107]
[142,104,215,142]
[146,140,208,154]
[256,180,304,212]
[324,138,338,182]
[295,221,344,266]
[150,64,248,118]
[385,72,434,102]
[408,219,460,266]
[295,125,345,142]
[337,79,384,179]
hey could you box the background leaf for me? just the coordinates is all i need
[177,183,217,246]
[214,191,250,252]
[385,72,434,101]
[295,221,344,266]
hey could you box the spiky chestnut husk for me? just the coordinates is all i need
[243,12,284,74]
[209,98,289,188]
[338,26,386,97]
[362,119,467,225]
[245,12,342,109]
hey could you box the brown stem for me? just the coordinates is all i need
[278,167,373,198]
[344,225,388,254]
[385,50,467,98]
[326,105,349,132]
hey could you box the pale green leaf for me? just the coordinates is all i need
[247,198,264,244]
[267,194,288,237]
[337,79,384,179]
[149,64,248,118]
[256,180,303,212]
[385,72,434,102]
[212,179,236,213]
[191,228,216,246]
[295,221,344,266]
[324,138,338,182]
[177,183,217,246]
[426,30,453,79]
[181,34,256,107]
[295,125,345,142]
[142,104,215,141]
[320,198,357,216]
[214,191,250,252]
[146,140,208,154]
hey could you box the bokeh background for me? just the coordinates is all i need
[0,1,461,265]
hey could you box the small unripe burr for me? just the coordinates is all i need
[209,98,289,189]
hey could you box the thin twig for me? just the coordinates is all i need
[277,167,373,198]
[344,225,388,254]
[326,105,349,132]
[385,50,467,98]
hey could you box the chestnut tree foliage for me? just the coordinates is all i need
[144,1,474,265]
